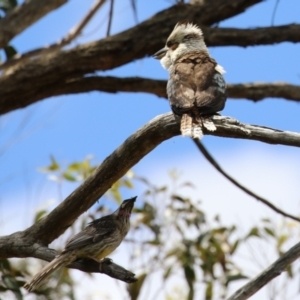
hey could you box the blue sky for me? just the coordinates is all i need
[1,1,300,299]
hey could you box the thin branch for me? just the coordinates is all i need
[1,75,300,116]
[130,0,138,24]
[192,139,300,222]
[106,0,114,37]
[227,240,300,300]
[0,0,67,49]
[0,0,107,70]
[271,0,280,26]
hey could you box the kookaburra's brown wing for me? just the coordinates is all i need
[167,51,226,116]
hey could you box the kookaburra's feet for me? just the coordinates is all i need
[201,115,216,132]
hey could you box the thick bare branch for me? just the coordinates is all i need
[1,75,299,115]
[1,113,300,274]
[0,233,136,283]
[227,82,300,102]
[11,113,300,246]
[228,241,300,300]
[203,24,300,47]
[193,139,300,222]
[23,113,180,245]
[0,0,263,109]
[0,0,107,70]
[0,0,67,48]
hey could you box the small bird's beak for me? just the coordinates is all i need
[153,47,168,59]
[122,196,137,210]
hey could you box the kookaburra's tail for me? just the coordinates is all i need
[24,253,72,292]
[180,113,203,139]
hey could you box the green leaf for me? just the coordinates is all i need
[63,172,77,182]
[39,155,60,172]
[127,273,147,300]
[183,264,195,287]
[4,45,17,59]
[34,210,47,223]
[286,265,293,278]
[277,234,288,250]
[0,0,17,13]
[205,281,213,300]
[145,239,160,245]
[230,240,240,255]
[261,218,271,223]
[2,274,19,290]
[0,259,11,271]
[171,194,185,202]
[264,227,275,237]
[245,227,260,239]
[163,266,172,280]
[67,162,82,172]
[225,274,248,286]
[123,179,133,188]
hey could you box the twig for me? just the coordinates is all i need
[227,240,300,300]
[0,0,67,48]
[0,0,107,71]
[192,139,300,222]
[130,0,138,24]
[106,0,114,36]
[271,0,280,26]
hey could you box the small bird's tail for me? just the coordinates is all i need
[24,252,74,292]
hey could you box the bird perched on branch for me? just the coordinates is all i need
[154,21,227,138]
[24,197,136,291]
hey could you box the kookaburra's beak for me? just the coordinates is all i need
[153,47,168,59]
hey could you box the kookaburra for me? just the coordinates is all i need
[154,22,227,138]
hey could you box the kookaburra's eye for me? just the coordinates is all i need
[166,41,174,47]
[167,40,179,50]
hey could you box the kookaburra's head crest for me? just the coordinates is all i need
[154,21,208,69]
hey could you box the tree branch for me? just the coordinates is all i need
[0,113,300,285]
[0,0,67,48]
[1,75,299,115]
[0,0,107,70]
[0,113,298,250]
[0,0,263,109]
[203,24,300,47]
[0,233,136,283]
[227,241,300,300]
[192,139,300,222]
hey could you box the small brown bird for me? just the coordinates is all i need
[154,21,227,138]
[24,197,136,291]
